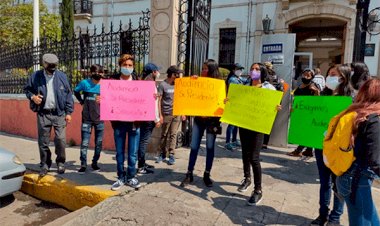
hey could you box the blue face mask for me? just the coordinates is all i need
[121,67,133,76]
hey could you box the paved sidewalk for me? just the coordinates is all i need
[1,132,380,225]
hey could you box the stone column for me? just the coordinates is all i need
[147,0,180,155]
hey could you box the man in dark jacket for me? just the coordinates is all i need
[24,53,74,176]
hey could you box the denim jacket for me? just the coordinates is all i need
[24,69,74,116]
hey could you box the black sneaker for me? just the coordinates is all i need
[57,164,65,174]
[238,177,252,192]
[203,172,213,187]
[137,166,154,174]
[180,172,193,187]
[310,215,328,226]
[144,163,155,169]
[78,167,86,174]
[247,190,262,206]
[91,163,100,171]
[39,167,48,177]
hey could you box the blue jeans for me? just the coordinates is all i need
[138,121,155,168]
[113,122,140,180]
[226,124,237,144]
[315,149,344,223]
[337,166,379,226]
[80,122,105,167]
[187,118,216,172]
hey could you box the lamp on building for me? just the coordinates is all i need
[368,10,378,32]
[262,15,271,34]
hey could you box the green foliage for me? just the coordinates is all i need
[60,0,74,40]
[0,0,61,48]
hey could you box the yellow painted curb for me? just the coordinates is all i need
[21,173,118,211]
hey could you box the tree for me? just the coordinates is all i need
[0,0,61,48]
[60,0,74,40]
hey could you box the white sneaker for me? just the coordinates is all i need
[111,179,124,191]
[126,177,141,189]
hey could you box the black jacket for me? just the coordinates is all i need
[354,113,380,177]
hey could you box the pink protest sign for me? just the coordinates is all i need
[100,80,156,121]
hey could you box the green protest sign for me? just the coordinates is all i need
[220,84,283,135]
[288,96,352,149]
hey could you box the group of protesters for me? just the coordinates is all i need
[24,53,379,225]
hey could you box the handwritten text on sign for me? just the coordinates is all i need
[173,77,226,116]
[220,84,283,135]
[100,80,156,121]
[288,96,352,149]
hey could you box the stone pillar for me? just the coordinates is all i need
[146,0,180,155]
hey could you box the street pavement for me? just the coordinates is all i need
[1,132,380,225]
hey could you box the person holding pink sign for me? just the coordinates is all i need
[110,54,141,191]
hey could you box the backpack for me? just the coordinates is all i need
[323,111,357,176]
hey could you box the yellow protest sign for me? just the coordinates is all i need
[220,84,283,134]
[173,77,226,116]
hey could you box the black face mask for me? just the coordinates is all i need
[92,74,101,81]
[302,77,312,84]
[45,64,56,74]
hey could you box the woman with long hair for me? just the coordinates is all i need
[336,78,380,225]
[311,64,353,225]
[181,59,222,188]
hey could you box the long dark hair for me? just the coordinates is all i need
[335,64,352,96]
[351,62,371,90]
[250,62,269,83]
[204,59,220,79]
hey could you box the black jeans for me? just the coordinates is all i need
[138,121,155,168]
[240,128,264,191]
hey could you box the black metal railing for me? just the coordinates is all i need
[0,9,150,94]
[74,0,93,15]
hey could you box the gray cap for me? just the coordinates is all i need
[42,53,59,64]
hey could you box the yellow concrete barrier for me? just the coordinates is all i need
[21,173,118,211]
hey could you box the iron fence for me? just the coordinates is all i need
[0,9,150,94]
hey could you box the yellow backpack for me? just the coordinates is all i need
[323,111,357,176]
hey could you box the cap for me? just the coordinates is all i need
[233,63,244,70]
[167,65,184,75]
[143,63,161,74]
[42,53,59,65]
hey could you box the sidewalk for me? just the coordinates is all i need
[1,132,379,225]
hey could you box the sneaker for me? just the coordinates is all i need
[111,179,125,191]
[310,215,327,226]
[247,190,262,206]
[126,177,141,189]
[57,163,65,174]
[262,144,268,150]
[238,177,252,192]
[203,172,213,187]
[233,140,241,147]
[225,143,234,151]
[287,149,302,157]
[78,167,86,174]
[144,163,155,169]
[137,166,154,174]
[39,167,48,177]
[155,155,164,163]
[180,172,193,187]
[326,222,343,226]
[91,163,100,171]
[167,154,175,165]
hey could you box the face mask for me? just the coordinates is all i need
[351,71,354,77]
[121,67,133,76]
[326,76,341,90]
[201,69,208,77]
[92,74,101,81]
[155,72,160,79]
[45,65,56,74]
[235,70,242,77]
[301,77,312,84]
[250,70,261,80]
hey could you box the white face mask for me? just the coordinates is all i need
[235,70,243,77]
[326,76,341,90]
[156,72,160,79]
